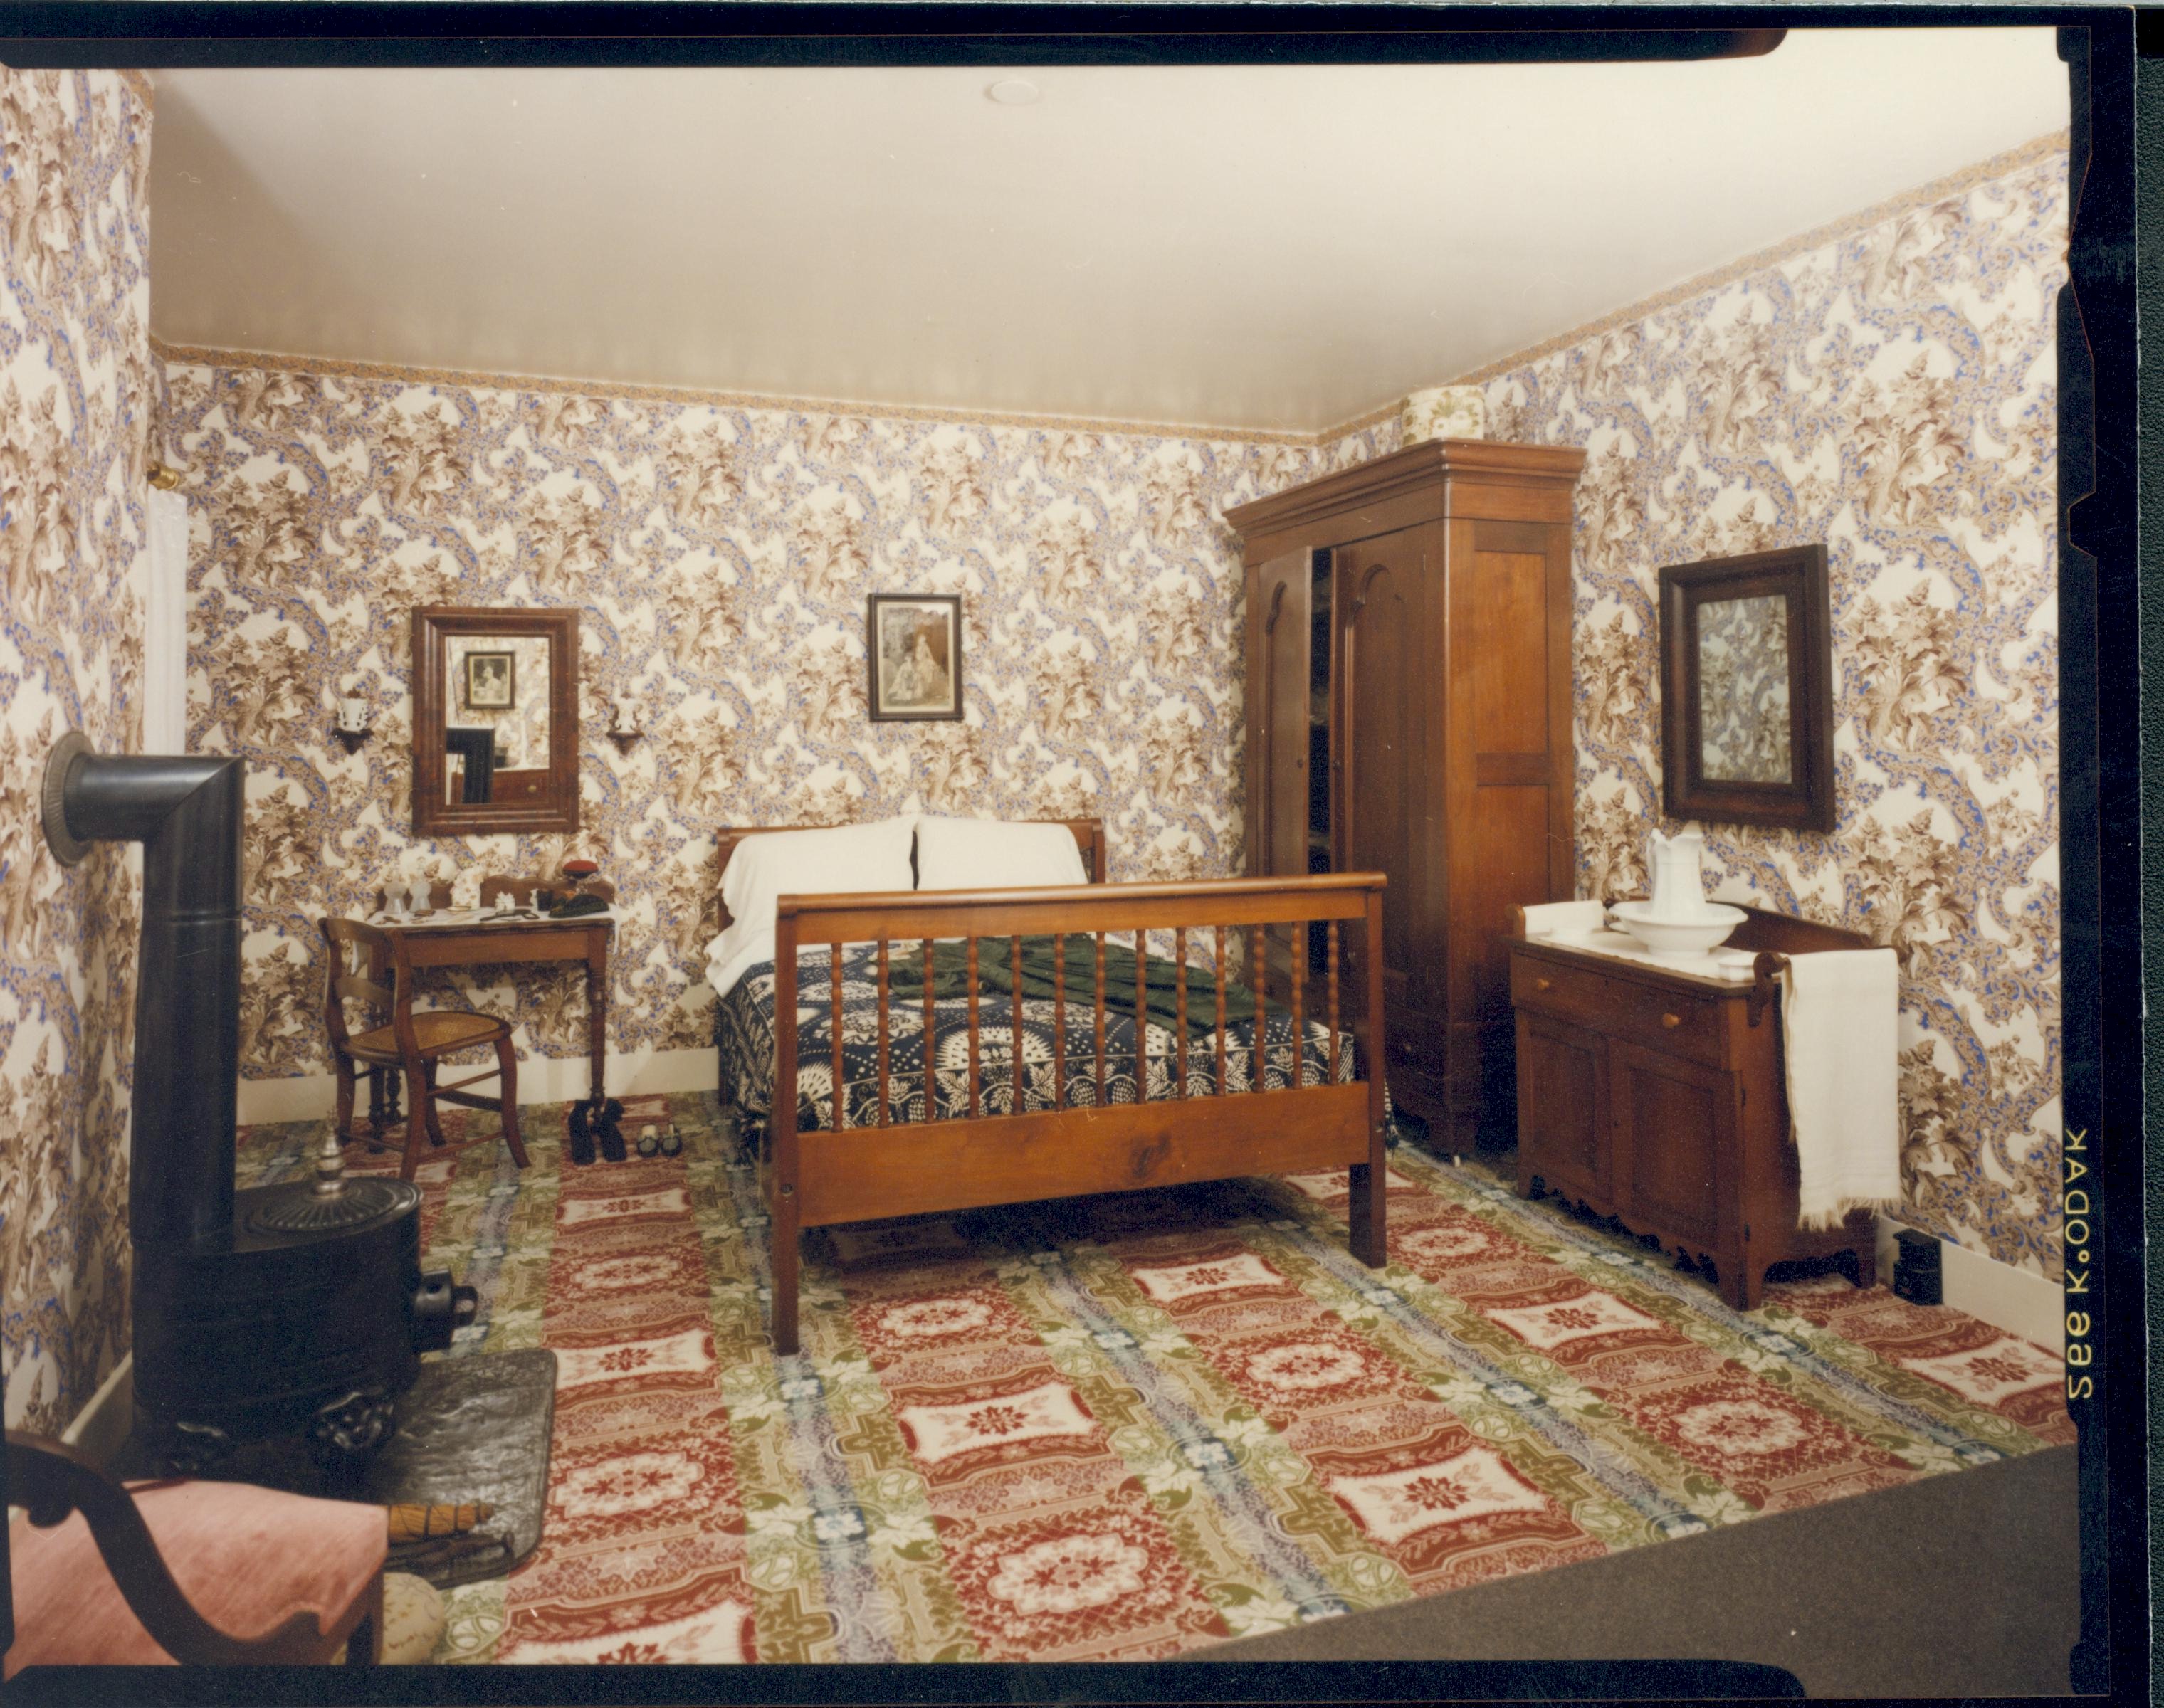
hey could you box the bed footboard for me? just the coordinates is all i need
[764,873,1388,1356]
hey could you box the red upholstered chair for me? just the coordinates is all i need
[3,1431,387,1672]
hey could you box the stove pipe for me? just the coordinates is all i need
[42,732,242,1248]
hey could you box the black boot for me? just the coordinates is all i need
[566,1098,597,1166]
[595,1096,627,1163]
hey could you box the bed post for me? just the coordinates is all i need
[1348,882,1388,1267]
[771,905,802,1356]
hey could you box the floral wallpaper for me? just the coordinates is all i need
[157,356,1359,1092]
[0,69,154,1433]
[1459,136,2069,1280]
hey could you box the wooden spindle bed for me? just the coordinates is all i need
[711,821,1390,1356]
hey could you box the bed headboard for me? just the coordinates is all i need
[713,817,1108,932]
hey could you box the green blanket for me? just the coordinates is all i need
[907,936,1261,1040]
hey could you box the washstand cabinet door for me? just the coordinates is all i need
[1607,1038,1732,1254]
[1516,1010,1608,1204]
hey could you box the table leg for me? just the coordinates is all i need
[586,929,609,1104]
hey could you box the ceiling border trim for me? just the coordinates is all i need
[1314,125,2074,443]
[145,337,1323,447]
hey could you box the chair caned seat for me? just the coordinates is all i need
[345,1009,508,1062]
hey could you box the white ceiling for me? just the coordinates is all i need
[147,29,2067,434]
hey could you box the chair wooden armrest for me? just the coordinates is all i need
[5,1431,383,1669]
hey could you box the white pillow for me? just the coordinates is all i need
[913,816,1089,891]
[705,816,915,998]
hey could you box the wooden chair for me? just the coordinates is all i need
[320,917,527,1181]
[4,1430,386,1670]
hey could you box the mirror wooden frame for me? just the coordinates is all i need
[1658,544,1834,834]
[411,606,580,837]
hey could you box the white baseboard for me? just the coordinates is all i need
[60,1353,135,1469]
[237,1046,719,1125]
[1875,1215,2064,1352]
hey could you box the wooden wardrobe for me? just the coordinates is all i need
[1224,438,1585,1148]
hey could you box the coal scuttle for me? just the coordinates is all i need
[43,733,475,1475]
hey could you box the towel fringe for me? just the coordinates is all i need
[1796,1195,1897,1233]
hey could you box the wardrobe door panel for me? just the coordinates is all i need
[1471,548,1550,754]
[1246,549,1313,880]
[1446,517,1571,1139]
[1336,528,1430,1086]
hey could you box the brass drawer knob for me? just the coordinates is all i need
[1661,1013,1682,1029]
[1533,976,1553,991]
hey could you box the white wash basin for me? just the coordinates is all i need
[1607,900,1747,963]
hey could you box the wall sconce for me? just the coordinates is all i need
[148,463,184,491]
[606,695,643,748]
[334,694,373,749]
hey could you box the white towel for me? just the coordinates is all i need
[1780,949,1902,1230]
[1520,899,1609,939]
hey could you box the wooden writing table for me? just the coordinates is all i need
[360,878,616,1132]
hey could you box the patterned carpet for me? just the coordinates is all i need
[235,1095,2072,1665]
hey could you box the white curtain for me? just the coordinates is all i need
[143,487,189,754]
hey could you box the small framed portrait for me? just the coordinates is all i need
[867,594,963,722]
[462,650,517,711]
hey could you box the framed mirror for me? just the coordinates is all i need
[1658,544,1834,833]
[411,606,580,836]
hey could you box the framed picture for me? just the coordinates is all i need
[867,594,964,722]
[461,649,517,711]
[1658,544,1834,833]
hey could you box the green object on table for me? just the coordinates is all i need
[548,892,609,919]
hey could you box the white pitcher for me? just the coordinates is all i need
[1646,828,1712,922]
